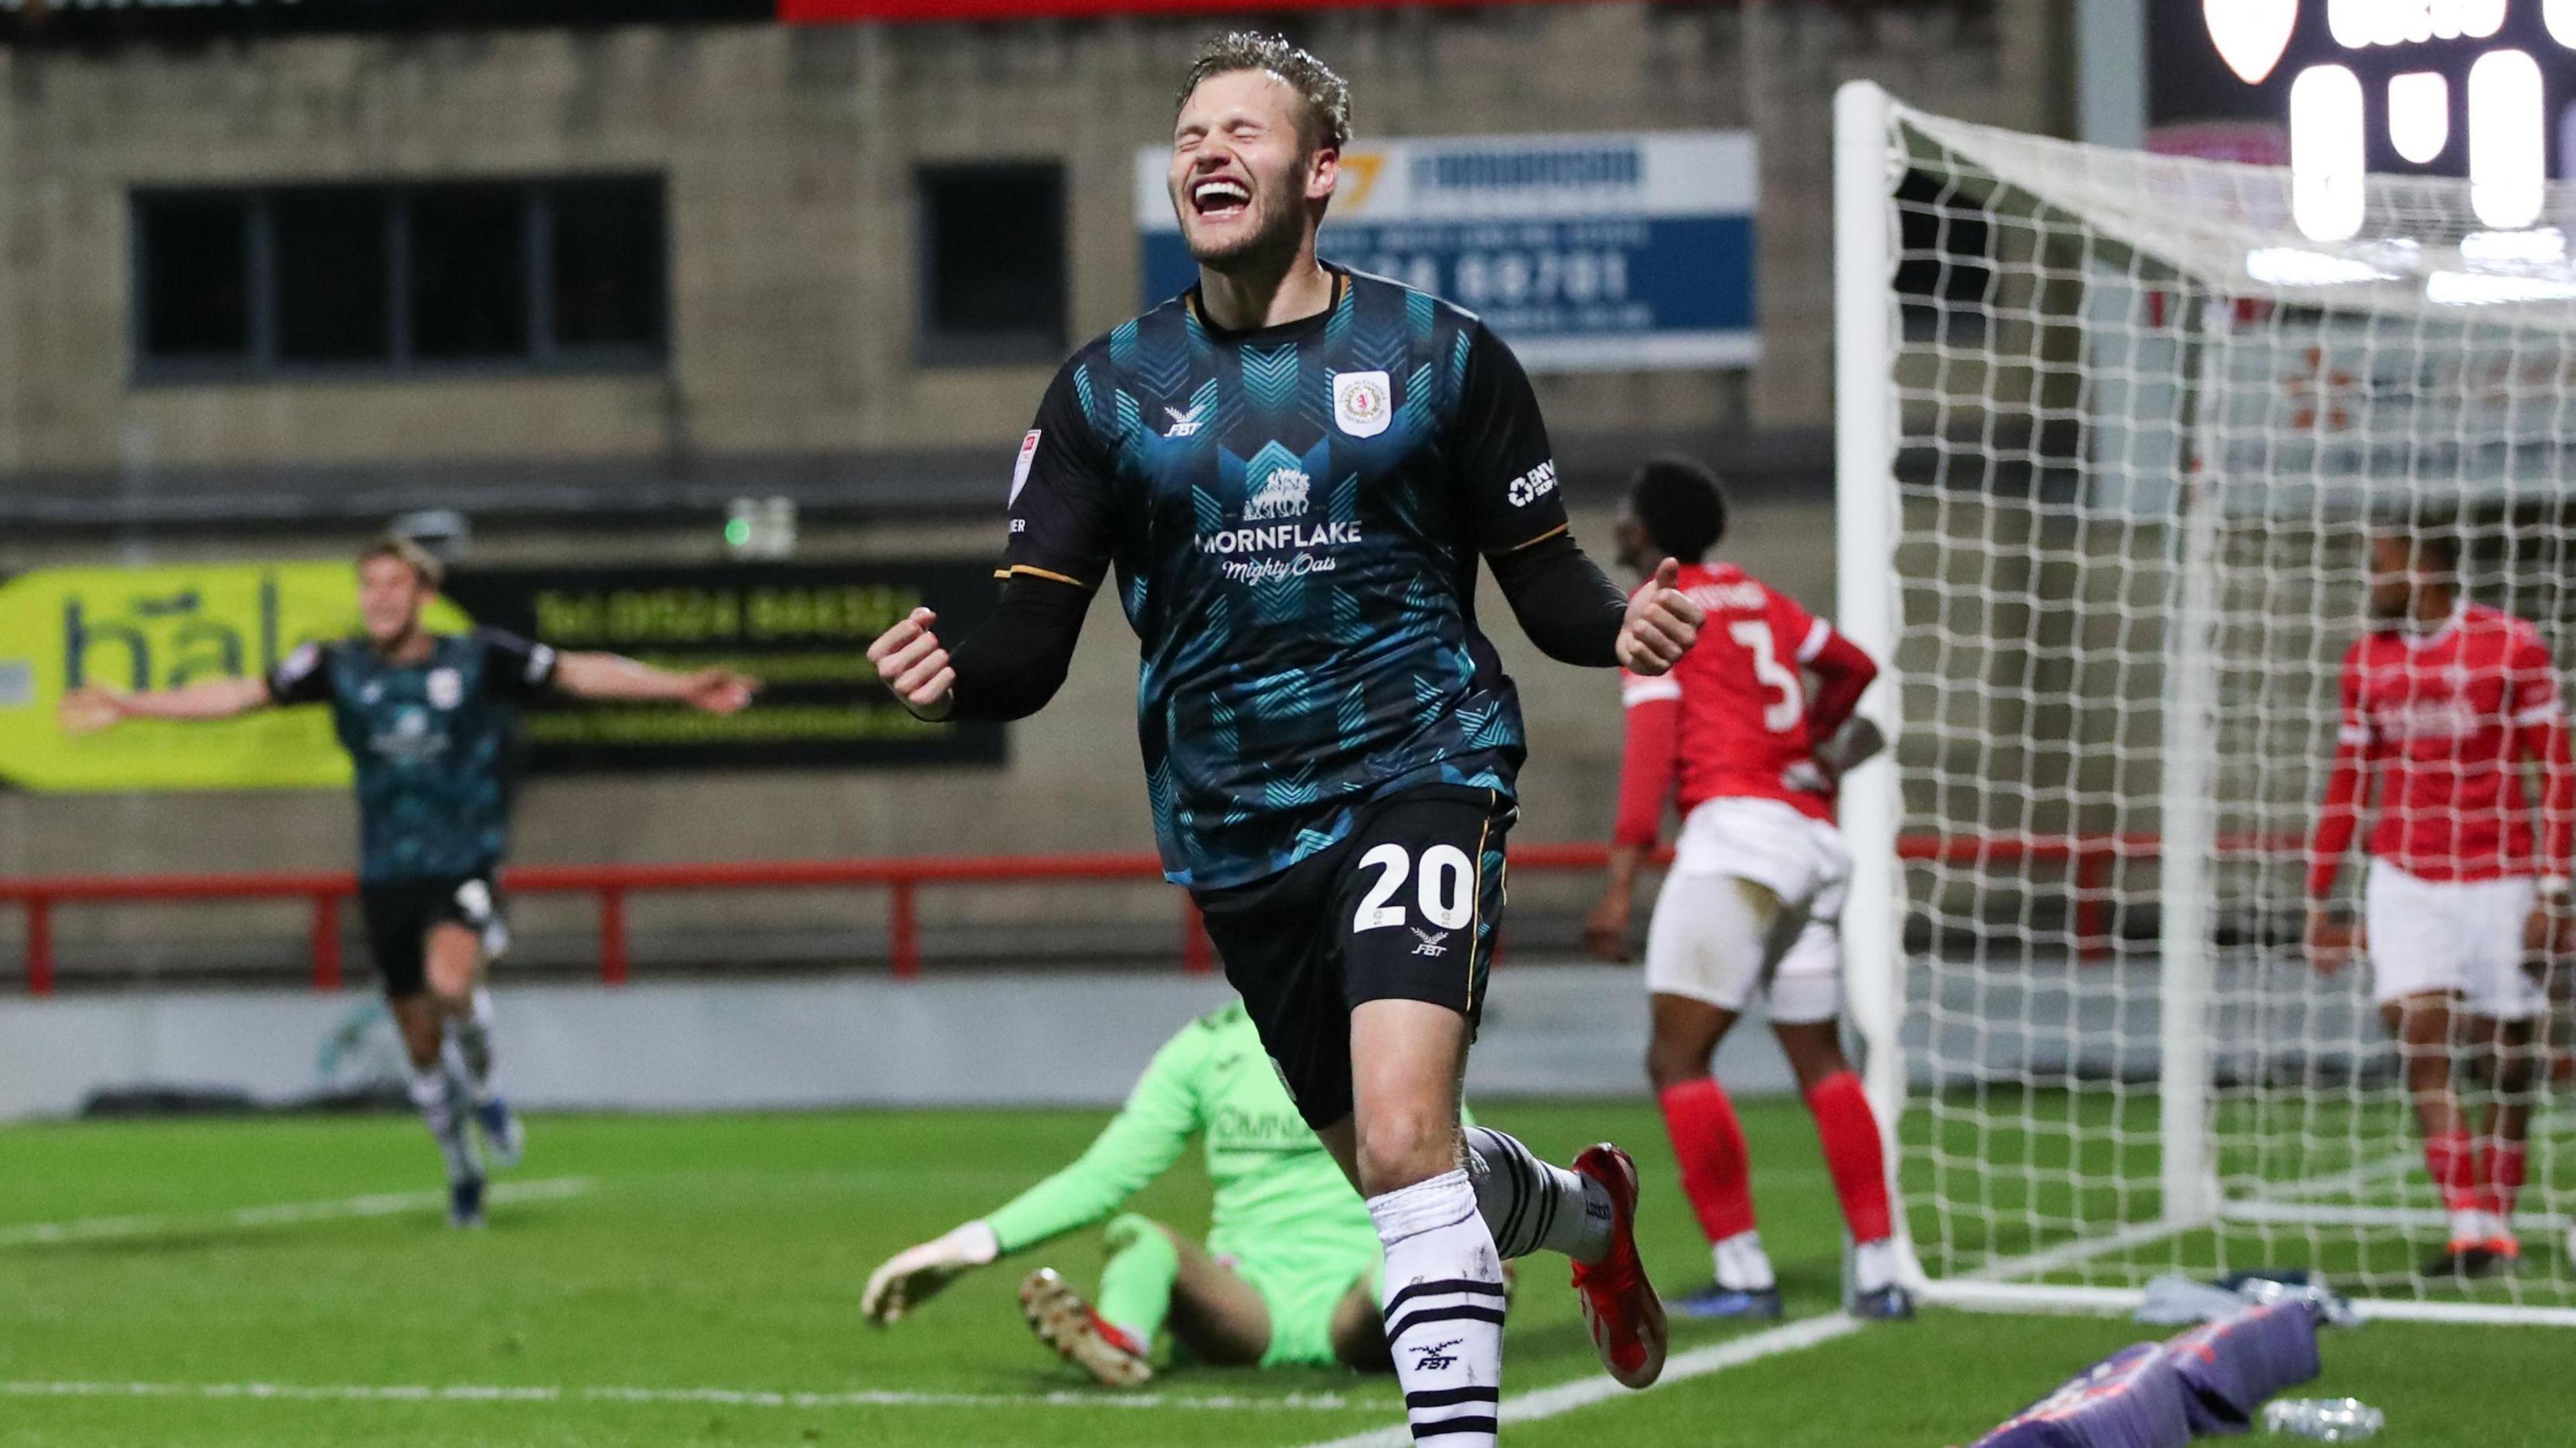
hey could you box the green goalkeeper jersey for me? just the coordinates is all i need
[983,1002,1378,1265]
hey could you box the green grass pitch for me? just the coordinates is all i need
[3,1099,2567,1447]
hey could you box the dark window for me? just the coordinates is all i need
[409,186,529,360]
[918,163,1067,364]
[131,176,665,379]
[136,196,253,361]
[1894,169,1994,343]
[273,188,391,364]
[550,178,665,352]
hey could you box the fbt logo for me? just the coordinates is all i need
[2203,2,2576,240]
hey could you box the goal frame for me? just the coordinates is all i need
[1829,79,2576,1328]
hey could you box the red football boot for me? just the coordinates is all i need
[1570,1143,1668,1389]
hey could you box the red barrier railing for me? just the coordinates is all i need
[0,831,2299,996]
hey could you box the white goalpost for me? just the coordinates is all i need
[1835,81,2576,1326]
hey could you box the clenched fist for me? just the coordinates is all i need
[867,607,957,722]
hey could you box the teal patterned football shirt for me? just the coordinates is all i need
[1004,267,1570,889]
[267,630,557,884]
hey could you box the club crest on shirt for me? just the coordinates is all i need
[1334,370,1391,438]
[427,667,464,711]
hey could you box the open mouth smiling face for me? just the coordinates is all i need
[1169,68,1323,266]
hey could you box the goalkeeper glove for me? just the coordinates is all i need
[861,1219,1000,1326]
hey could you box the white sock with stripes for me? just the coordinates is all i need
[1464,1125,1613,1263]
[449,987,498,1103]
[1371,1170,1505,1445]
[406,1063,480,1186]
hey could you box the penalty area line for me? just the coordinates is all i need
[1297,1312,1863,1448]
[0,1381,1375,1414]
[0,1176,595,1247]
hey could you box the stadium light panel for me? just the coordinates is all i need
[2245,247,2401,287]
[2387,72,2450,164]
[2458,226,2567,264]
[2424,268,2576,303]
[2291,65,2369,242]
[2467,49,2546,229]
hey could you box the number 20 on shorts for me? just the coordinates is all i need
[1353,843,1476,932]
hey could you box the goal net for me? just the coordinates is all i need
[1833,84,2576,1323]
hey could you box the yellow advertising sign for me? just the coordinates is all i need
[0,561,470,792]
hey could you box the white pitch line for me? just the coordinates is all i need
[1955,1215,2190,1286]
[0,1177,594,1247]
[2253,1150,2417,1203]
[0,1380,1375,1414]
[1295,1313,1863,1448]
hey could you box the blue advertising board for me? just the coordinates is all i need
[1136,131,1758,372]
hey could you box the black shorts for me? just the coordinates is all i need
[359,875,509,998]
[1193,785,1514,1130]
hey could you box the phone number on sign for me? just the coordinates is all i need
[1361,247,1634,310]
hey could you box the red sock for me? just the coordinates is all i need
[1658,1077,1758,1244]
[2424,1129,2479,1213]
[2477,1141,2528,1222]
[1806,1070,1894,1244]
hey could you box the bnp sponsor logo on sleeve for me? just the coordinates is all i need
[0,560,470,792]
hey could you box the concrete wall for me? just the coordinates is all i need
[0,1,2059,970]
[0,1,2063,491]
[0,960,1827,1120]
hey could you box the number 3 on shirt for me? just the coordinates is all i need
[1354,844,1475,932]
[1731,620,1805,732]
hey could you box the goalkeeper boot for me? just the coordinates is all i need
[1019,1269,1153,1388]
[1569,1144,1667,1389]
[473,1096,525,1170]
[1669,1283,1782,1320]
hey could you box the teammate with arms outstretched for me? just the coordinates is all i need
[2304,527,2572,1276]
[62,535,756,1225]
[1581,460,1911,1321]
[867,34,1699,1441]
[864,1003,1520,1386]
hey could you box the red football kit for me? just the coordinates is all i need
[2308,603,2573,896]
[1613,560,1892,1283]
[1613,562,1876,846]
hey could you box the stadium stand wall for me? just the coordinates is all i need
[0,962,1813,1118]
[0,0,2057,979]
[0,1,2053,529]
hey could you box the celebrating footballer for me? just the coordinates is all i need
[63,535,757,1227]
[869,32,1703,1443]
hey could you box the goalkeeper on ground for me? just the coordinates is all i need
[863,1001,1494,1385]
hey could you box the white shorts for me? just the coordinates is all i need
[1643,797,1850,1023]
[2363,859,2544,1020]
